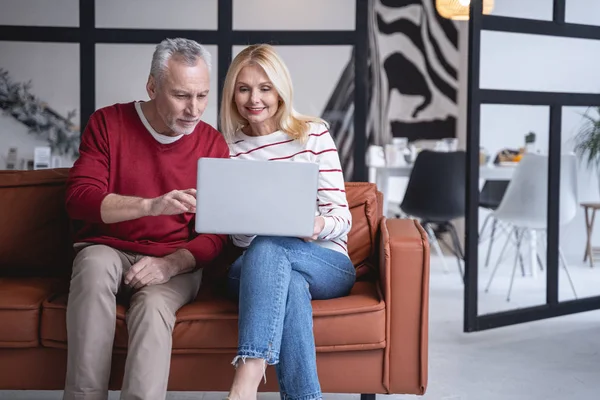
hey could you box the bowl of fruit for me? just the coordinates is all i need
[494,148,524,166]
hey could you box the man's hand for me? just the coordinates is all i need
[146,189,197,216]
[100,189,197,224]
[124,256,174,289]
[124,249,196,290]
[304,216,325,241]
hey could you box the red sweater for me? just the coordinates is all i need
[65,102,230,266]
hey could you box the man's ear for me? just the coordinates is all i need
[147,75,157,100]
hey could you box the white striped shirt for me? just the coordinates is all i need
[228,122,351,256]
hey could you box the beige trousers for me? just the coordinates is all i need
[63,244,202,400]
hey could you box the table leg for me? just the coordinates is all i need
[368,167,376,184]
[590,209,596,268]
[584,206,592,265]
[529,230,537,278]
[376,169,390,217]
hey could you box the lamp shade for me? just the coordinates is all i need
[436,0,495,20]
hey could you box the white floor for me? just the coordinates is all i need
[3,250,600,400]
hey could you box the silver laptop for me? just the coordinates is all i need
[195,158,319,237]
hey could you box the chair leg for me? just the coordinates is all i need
[479,212,493,243]
[518,229,528,276]
[484,218,498,267]
[485,226,515,293]
[559,248,578,299]
[361,395,376,400]
[425,224,449,273]
[507,229,524,302]
[537,252,545,271]
[446,223,465,282]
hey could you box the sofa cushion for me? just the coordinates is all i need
[345,182,380,267]
[0,169,74,277]
[0,278,62,348]
[41,281,385,352]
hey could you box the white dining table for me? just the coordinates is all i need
[368,163,539,277]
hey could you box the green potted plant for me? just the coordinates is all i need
[574,106,600,171]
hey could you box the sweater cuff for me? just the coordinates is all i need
[318,216,335,240]
[184,234,224,266]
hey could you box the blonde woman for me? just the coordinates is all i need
[220,44,355,400]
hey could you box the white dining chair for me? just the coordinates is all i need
[484,153,578,301]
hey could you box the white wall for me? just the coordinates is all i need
[95,0,218,30]
[0,41,80,167]
[233,0,355,30]
[0,41,80,118]
[0,114,49,169]
[456,0,600,259]
[0,0,79,27]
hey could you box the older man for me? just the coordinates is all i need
[63,38,229,400]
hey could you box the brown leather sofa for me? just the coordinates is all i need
[0,168,430,396]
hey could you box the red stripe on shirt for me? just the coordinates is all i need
[331,240,347,252]
[232,138,295,157]
[309,130,329,137]
[269,148,337,161]
[320,169,343,173]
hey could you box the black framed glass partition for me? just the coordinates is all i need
[465,0,600,331]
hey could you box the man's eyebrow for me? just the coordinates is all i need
[171,90,210,94]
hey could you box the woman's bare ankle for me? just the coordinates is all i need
[229,358,265,400]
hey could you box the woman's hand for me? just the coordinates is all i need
[305,216,325,241]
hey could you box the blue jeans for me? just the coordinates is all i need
[227,236,356,400]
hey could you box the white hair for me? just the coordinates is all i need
[150,38,212,84]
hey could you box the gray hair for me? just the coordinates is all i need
[150,38,212,84]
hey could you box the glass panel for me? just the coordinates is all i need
[481,32,600,94]
[489,0,553,21]
[478,104,549,315]
[232,45,353,123]
[0,41,80,170]
[560,106,600,301]
[0,0,79,27]
[95,44,218,129]
[233,0,355,31]
[96,0,217,30]
[231,45,354,175]
[566,0,600,26]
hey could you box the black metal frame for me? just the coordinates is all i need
[0,0,369,181]
[465,0,600,331]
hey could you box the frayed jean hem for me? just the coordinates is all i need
[232,346,280,366]
[231,348,279,385]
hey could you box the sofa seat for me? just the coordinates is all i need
[40,280,385,352]
[0,277,61,348]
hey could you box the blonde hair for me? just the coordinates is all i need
[220,44,327,143]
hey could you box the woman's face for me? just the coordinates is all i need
[234,64,280,134]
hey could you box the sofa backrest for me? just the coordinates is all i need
[0,168,74,277]
[345,182,382,266]
[0,170,382,277]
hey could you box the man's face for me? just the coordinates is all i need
[147,57,210,136]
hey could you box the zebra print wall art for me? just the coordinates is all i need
[322,0,459,178]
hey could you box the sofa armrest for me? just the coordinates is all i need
[379,218,430,395]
